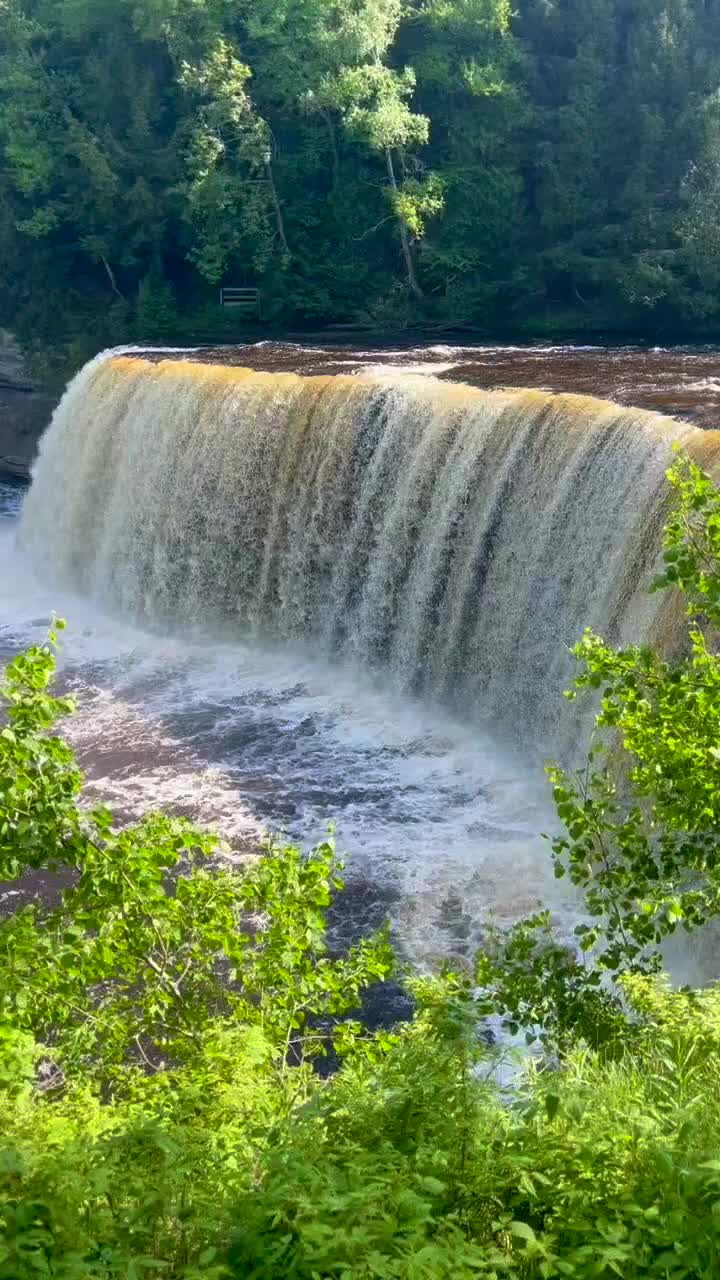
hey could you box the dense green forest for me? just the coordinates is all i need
[3,0,720,378]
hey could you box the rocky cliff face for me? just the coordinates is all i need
[0,330,56,479]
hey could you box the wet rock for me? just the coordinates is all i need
[0,330,55,480]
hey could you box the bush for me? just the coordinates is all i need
[478,452,720,1055]
[2,452,720,1276]
[135,275,180,341]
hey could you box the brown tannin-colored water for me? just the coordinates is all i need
[158,340,720,428]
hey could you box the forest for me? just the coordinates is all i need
[3,0,720,380]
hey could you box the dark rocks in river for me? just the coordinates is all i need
[0,330,55,480]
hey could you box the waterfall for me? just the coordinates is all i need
[19,352,720,756]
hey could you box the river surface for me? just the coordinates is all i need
[3,340,720,973]
[183,339,720,426]
[1,476,557,962]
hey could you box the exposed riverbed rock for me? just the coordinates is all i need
[0,330,55,479]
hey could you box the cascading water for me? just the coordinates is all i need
[19,353,720,756]
[7,347,720,969]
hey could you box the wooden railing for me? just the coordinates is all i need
[219,287,261,315]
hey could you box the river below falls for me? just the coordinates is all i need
[3,339,720,980]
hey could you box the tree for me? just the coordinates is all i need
[241,0,434,300]
[479,451,720,1051]
[515,0,720,326]
[175,35,283,280]
[399,0,524,323]
[6,0,720,356]
[0,0,184,360]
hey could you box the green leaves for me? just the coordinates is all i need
[5,599,720,1276]
[0,621,84,879]
[7,448,720,1274]
[551,457,720,984]
[0,630,393,1090]
[0,623,405,1277]
[474,450,720,1055]
[652,451,720,627]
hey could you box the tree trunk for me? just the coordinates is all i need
[265,159,290,257]
[100,255,125,303]
[322,110,340,188]
[385,148,423,300]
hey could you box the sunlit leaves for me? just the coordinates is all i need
[477,451,720,1053]
[0,631,393,1089]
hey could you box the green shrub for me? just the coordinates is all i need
[478,452,720,1055]
[3,451,720,1276]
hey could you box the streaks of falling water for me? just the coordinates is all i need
[19,353,720,759]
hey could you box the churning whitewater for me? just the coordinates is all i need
[7,346,720,970]
[20,353,720,754]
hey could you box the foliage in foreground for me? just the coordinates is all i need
[3,453,720,1276]
[480,452,720,1054]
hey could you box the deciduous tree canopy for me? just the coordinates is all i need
[3,0,720,369]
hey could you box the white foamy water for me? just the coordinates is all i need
[1,490,570,964]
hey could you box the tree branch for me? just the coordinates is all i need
[100,255,126,303]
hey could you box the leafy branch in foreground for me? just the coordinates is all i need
[0,626,393,1089]
[479,451,720,1051]
[4,533,720,1274]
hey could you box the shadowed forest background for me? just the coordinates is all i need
[4,0,720,382]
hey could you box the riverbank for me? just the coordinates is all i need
[0,330,55,480]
